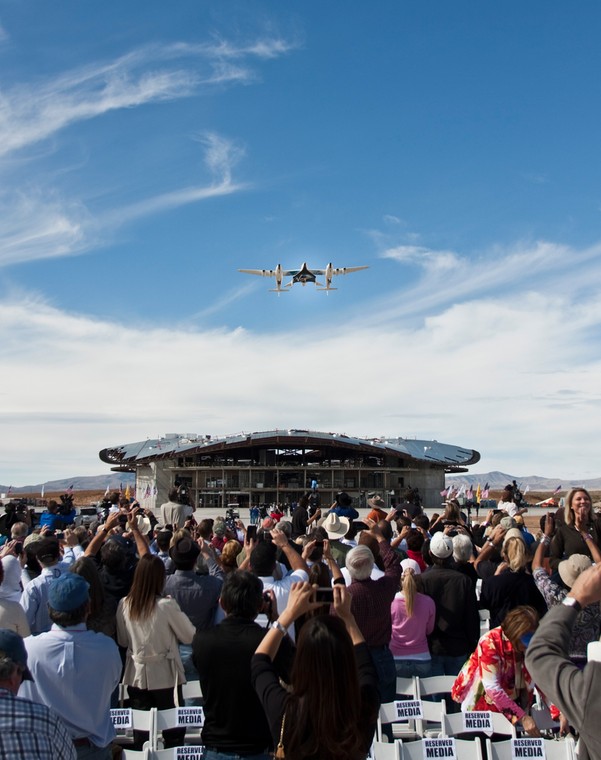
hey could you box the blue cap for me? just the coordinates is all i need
[0,629,33,680]
[48,573,90,612]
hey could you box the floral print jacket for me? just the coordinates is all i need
[451,626,533,724]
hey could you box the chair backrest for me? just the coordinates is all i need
[377,699,446,741]
[415,675,457,699]
[154,706,204,749]
[121,749,150,760]
[147,749,204,760]
[111,707,156,748]
[181,680,203,701]
[400,737,484,760]
[442,711,516,739]
[486,737,576,760]
[370,740,401,760]
[396,676,418,698]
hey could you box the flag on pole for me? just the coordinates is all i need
[104,484,110,497]
[125,484,131,500]
[476,483,481,503]
[456,484,465,498]
[466,485,474,501]
[7,485,12,496]
[523,485,530,495]
[482,482,489,499]
[144,485,151,498]
[440,487,448,498]
[152,485,158,496]
[553,484,562,495]
[41,484,45,498]
[67,484,74,495]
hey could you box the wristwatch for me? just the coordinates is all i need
[270,620,287,635]
[562,597,582,613]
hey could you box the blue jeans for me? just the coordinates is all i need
[429,654,467,677]
[203,751,271,760]
[394,658,433,679]
[369,646,396,704]
[179,643,202,706]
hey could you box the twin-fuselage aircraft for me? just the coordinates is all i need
[239,262,368,293]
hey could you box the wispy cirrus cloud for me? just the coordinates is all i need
[0,34,295,267]
[0,38,295,158]
[381,244,462,271]
[102,133,248,227]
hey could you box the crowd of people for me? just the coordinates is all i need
[0,485,601,759]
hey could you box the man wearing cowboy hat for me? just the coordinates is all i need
[318,512,353,567]
[366,493,388,522]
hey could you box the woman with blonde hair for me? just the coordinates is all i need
[389,559,435,677]
[479,535,547,628]
[116,554,195,749]
[549,488,600,571]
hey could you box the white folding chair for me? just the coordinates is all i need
[121,749,150,760]
[371,740,401,760]
[400,737,484,760]
[111,707,156,749]
[181,680,203,701]
[442,711,516,739]
[377,699,446,741]
[486,737,576,760]
[154,705,204,748]
[479,608,491,634]
[147,749,204,760]
[395,676,418,699]
[415,675,457,700]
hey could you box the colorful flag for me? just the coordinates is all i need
[125,484,131,500]
[553,484,562,495]
[41,484,45,498]
[440,487,448,498]
[6,485,12,495]
[456,484,465,498]
[482,482,489,499]
[466,485,474,500]
[67,484,74,495]
[476,483,481,503]
[104,484,110,497]
[144,484,151,498]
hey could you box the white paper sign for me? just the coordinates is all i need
[176,706,205,727]
[175,748,204,760]
[462,711,493,733]
[395,699,424,719]
[512,738,545,760]
[110,708,133,729]
[422,738,456,759]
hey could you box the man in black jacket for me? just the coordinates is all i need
[417,532,480,675]
[192,570,294,760]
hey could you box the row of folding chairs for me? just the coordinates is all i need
[372,737,576,760]
[112,704,204,752]
[395,675,457,700]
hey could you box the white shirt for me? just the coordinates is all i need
[255,568,309,641]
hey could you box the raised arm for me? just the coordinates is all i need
[84,511,122,557]
[272,528,309,575]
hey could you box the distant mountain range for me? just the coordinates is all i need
[0,473,136,495]
[446,471,601,490]
[1,469,598,495]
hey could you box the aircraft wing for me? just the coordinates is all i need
[332,265,369,276]
[239,269,277,277]
[239,268,299,277]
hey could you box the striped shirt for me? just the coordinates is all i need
[0,687,76,760]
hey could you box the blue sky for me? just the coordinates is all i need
[2,1,601,485]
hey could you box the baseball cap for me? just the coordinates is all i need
[429,532,453,559]
[0,629,33,680]
[48,573,90,612]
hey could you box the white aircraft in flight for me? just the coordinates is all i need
[239,261,369,293]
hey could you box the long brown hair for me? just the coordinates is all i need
[124,554,165,621]
[565,488,592,527]
[283,616,370,760]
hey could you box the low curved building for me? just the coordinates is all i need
[100,429,479,511]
